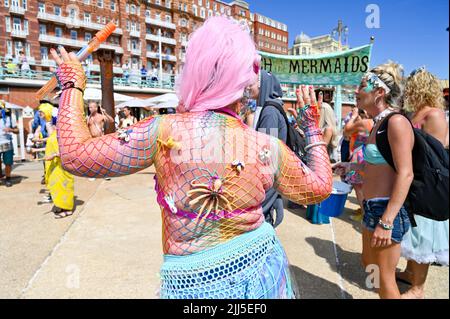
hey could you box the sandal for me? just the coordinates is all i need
[54,210,74,219]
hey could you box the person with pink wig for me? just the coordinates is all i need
[50,16,332,299]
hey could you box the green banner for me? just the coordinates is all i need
[259,44,373,86]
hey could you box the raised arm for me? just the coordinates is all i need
[273,86,333,204]
[52,47,161,178]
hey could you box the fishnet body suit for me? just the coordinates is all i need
[56,62,333,256]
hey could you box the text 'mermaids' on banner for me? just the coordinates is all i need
[259,44,373,86]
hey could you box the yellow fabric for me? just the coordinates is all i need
[45,131,74,210]
[39,103,54,122]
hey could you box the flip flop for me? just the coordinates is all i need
[54,211,74,219]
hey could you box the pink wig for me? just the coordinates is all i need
[177,16,260,113]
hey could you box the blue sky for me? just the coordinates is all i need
[245,0,449,79]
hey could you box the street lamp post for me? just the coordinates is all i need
[158,28,163,88]
[331,20,349,130]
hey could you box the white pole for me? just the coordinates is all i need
[17,110,25,161]
[158,28,163,88]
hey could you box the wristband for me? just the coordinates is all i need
[378,219,394,230]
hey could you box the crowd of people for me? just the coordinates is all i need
[0,15,448,300]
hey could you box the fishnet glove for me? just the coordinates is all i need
[55,62,87,91]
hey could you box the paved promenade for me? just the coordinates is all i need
[0,162,448,299]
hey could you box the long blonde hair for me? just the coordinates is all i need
[404,69,445,113]
[320,102,338,147]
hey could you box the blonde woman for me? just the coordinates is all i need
[319,100,338,160]
[396,67,449,299]
[334,62,414,299]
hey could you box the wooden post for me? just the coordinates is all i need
[98,49,115,134]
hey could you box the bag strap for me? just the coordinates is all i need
[260,100,293,147]
[375,112,415,172]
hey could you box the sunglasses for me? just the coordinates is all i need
[409,66,425,77]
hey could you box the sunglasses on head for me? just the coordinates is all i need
[410,66,425,77]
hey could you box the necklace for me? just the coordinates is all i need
[373,108,394,124]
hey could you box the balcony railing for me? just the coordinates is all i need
[99,43,124,54]
[37,12,123,35]
[9,5,26,15]
[145,34,177,46]
[10,29,29,38]
[41,59,56,67]
[146,52,177,62]
[129,30,141,38]
[130,48,142,56]
[39,34,124,54]
[86,64,124,74]
[145,17,176,30]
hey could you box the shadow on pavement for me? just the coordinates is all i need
[0,175,28,186]
[305,237,375,293]
[290,265,353,299]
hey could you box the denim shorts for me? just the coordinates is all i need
[362,198,411,243]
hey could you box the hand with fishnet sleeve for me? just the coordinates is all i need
[52,47,161,178]
[273,85,333,204]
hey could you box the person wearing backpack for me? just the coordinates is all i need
[333,62,414,299]
[395,68,449,299]
[252,70,287,228]
[252,70,306,227]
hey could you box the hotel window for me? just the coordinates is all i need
[97,0,103,8]
[13,17,21,31]
[110,0,116,11]
[198,0,202,6]
[39,24,46,35]
[38,2,44,13]
[165,15,171,23]
[102,17,106,24]
[166,0,171,9]
[24,19,28,33]
[84,13,91,23]
[70,30,77,40]
[131,5,136,14]
[145,9,150,17]
[125,4,129,13]
[155,0,160,5]
[155,12,160,20]
[85,32,92,41]
[55,27,62,38]
[213,3,216,11]
[69,8,76,19]
[200,8,205,18]
[4,0,10,7]
[22,0,27,9]
[40,47,48,60]
[208,10,212,17]
[179,18,187,27]
[192,5,197,16]
[206,1,209,9]
[183,4,187,12]
[5,16,11,32]
[54,5,61,16]
[84,0,90,4]
[13,43,24,59]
